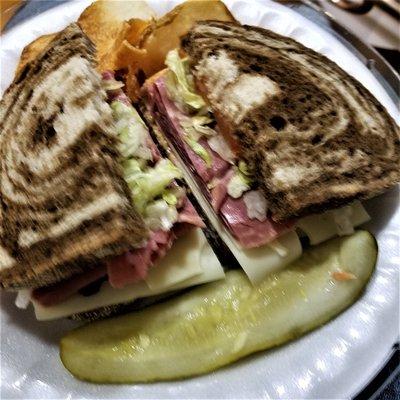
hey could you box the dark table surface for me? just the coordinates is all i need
[4,1,399,399]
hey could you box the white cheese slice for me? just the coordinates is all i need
[232,231,302,284]
[331,206,354,236]
[145,228,203,291]
[268,238,289,257]
[169,236,225,289]
[296,201,370,245]
[31,228,224,321]
[32,281,149,321]
[163,145,303,285]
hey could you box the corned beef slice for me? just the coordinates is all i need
[148,77,293,248]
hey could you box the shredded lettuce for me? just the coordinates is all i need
[180,115,214,167]
[238,160,251,176]
[119,125,152,160]
[165,49,206,110]
[180,115,215,141]
[145,200,179,231]
[191,115,216,138]
[123,159,144,181]
[103,79,125,91]
[127,159,182,213]
[208,135,235,164]
[111,101,135,120]
[163,52,220,168]
[185,137,212,168]
[162,191,177,206]
[227,168,251,198]
[162,186,185,206]
[110,99,184,231]
[111,100,152,160]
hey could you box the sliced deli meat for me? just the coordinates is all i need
[32,72,209,309]
[107,230,175,289]
[220,197,294,248]
[145,75,295,249]
[211,169,234,211]
[148,78,230,183]
[177,198,206,227]
[32,266,107,307]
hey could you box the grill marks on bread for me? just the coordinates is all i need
[182,21,400,220]
[0,24,146,288]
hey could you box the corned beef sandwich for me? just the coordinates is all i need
[0,24,224,321]
[142,21,399,283]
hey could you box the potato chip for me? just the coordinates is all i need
[99,19,150,72]
[109,0,236,101]
[14,0,155,79]
[137,0,236,77]
[13,0,235,102]
[124,65,142,101]
[125,18,151,47]
[78,0,155,63]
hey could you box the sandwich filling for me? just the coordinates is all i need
[32,72,205,307]
[145,50,294,249]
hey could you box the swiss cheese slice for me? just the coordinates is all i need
[145,228,203,291]
[164,149,303,284]
[31,228,224,320]
[297,201,370,245]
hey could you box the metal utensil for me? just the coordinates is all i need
[329,0,373,13]
[328,0,400,17]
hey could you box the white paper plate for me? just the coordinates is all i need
[0,1,399,399]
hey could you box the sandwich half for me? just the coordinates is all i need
[181,21,400,221]
[0,23,145,289]
[1,24,224,320]
[142,21,398,282]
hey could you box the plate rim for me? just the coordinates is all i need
[282,3,400,397]
[0,1,399,398]
[353,343,400,399]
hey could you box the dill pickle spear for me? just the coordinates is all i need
[60,231,377,383]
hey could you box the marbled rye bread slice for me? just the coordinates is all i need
[182,21,400,221]
[0,24,147,289]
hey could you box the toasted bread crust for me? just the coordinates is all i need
[182,21,400,220]
[0,24,147,289]
[15,33,57,77]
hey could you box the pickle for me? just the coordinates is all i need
[60,231,377,383]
